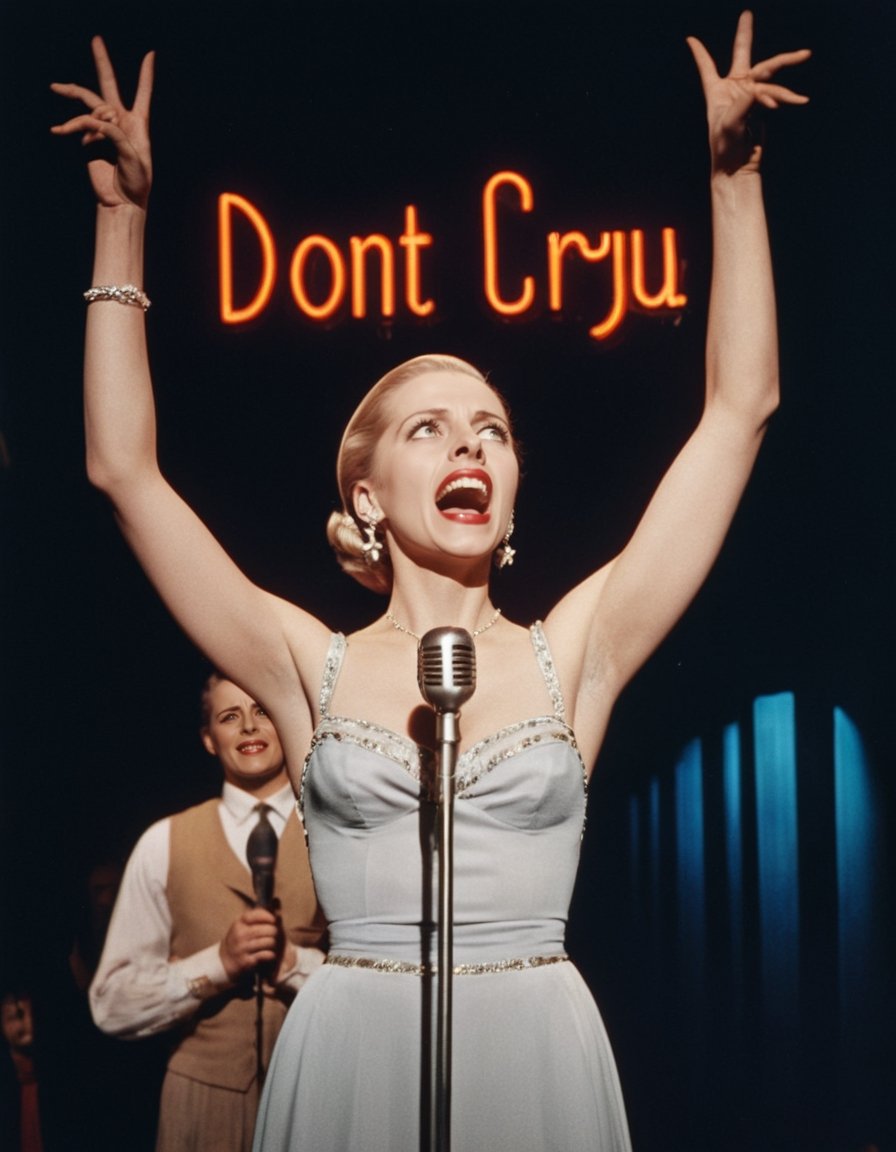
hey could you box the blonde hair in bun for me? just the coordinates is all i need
[325,509,392,594]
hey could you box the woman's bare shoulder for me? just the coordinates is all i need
[263,590,341,690]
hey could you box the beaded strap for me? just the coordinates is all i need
[318,633,347,718]
[529,622,566,721]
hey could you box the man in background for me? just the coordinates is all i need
[91,674,325,1151]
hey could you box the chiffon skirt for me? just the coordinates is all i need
[252,960,631,1152]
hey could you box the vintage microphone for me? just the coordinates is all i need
[246,805,278,1086]
[417,627,476,1152]
[247,805,277,911]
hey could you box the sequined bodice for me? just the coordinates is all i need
[300,623,587,965]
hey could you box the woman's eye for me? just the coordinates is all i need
[480,423,510,443]
[255,707,268,718]
[409,419,440,439]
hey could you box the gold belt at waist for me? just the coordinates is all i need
[324,953,568,976]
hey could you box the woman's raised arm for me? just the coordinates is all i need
[546,12,810,758]
[51,39,329,714]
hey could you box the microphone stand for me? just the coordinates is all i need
[434,703,460,1152]
[254,952,265,1089]
[418,628,476,1152]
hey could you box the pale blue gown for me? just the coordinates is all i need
[253,623,631,1152]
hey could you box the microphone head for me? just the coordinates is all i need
[247,810,278,909]
[417,627,476,714]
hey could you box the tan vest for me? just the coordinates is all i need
[166,798,324,1091]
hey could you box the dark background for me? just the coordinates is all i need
[1,2,893,1149]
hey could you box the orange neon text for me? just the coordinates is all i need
[218,175,686,341]
[483,171,686,341]
[219,199,434,325]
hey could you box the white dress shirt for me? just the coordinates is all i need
[90,782,323,1038]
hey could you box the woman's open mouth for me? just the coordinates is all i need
[434,469,491,524]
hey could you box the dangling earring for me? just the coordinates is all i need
[494,511,516,569]
[361,512,384,565]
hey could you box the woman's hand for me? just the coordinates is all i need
[50,36,154,210]
[687,10,810,175]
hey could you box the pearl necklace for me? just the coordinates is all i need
[385,607,502,641]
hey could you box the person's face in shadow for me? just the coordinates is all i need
[1,995,34,1054]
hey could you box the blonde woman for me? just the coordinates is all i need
[52,14,808,1150]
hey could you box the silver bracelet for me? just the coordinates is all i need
[83,283,151,312]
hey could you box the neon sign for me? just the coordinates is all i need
[218,170,686,342]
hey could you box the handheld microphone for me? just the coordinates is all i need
[246,807,278,911]
[246,806,278,1086]
[417,627,476,715]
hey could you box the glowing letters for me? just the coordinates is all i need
[218,193,277,324]
[217,172,686,341]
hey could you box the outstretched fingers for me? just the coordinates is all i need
[687,16,811,108]
[50,36,154,210]
[89,36,154,119]
[753,48,812,78]
[51,39,155,126]
[752,81,810,109]
[752,49,811,102]
[131,49,155,119]
[729,10,755,75]
[49,79,104,131]
[51,112,130,149]
[90,36,124,108]
[49,75,114,138]
[50,103,116,138]
[687,11,810,176]
[49,80,101,106]
[685,36,719,92]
